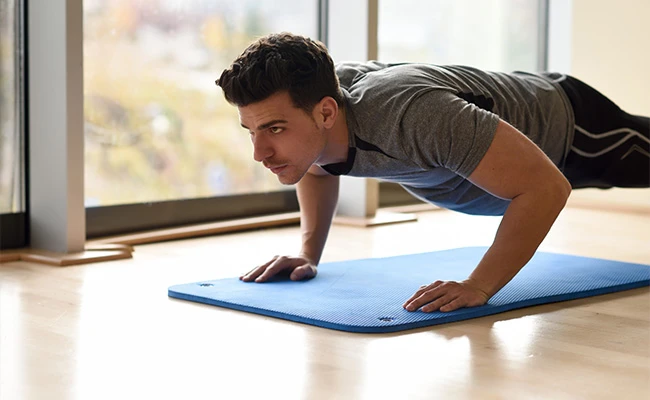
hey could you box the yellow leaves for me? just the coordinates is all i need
[109,0,138,36]
[201,16,228,51]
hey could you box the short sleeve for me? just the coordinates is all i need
[401,89,500,178]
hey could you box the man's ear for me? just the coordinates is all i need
[315,96,339,129]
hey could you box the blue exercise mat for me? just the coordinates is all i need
[168,247,650,333]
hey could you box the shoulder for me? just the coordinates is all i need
[335,61,390,88]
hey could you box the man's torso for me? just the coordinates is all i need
[321,62,575,215]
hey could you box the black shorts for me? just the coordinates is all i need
[555,75,650,189]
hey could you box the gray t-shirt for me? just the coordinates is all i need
[321,61,575,216]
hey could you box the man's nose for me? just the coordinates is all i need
[252,136,273,162]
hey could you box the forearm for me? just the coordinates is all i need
[467,184,570,297]
[297,173,340,265]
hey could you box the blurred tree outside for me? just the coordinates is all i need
[0,0,18,213]
[83,0,317,206]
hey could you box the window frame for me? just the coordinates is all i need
[86,191,299,239]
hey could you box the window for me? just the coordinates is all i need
[0,0,26,249]
[378,0,545,71]
[83,0,319,237]
[83,0,318,208]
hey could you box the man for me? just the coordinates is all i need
[216,32,650,313]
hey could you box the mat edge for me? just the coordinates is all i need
[168,280,650,334]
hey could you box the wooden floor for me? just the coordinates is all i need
[1,191,649,400]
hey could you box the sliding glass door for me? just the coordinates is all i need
[0,0,26,249]
[83,0,320,237]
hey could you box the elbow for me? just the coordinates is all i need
[559,173,572,201]
[549,173,572,211]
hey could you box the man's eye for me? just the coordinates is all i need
[270,127,284,134]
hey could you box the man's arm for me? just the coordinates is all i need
[241,165,339,282]
[463,121,571,298]
[297,165,340,266]
[404,119,572,312]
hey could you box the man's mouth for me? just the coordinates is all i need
[268,165,287,174]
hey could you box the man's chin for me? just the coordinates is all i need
[276,174,297,185]
[276,170,307,185]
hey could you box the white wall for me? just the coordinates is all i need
[570,0,650,116]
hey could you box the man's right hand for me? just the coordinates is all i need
[240,255,318,283]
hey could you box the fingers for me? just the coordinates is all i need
[403,280,488,313]
[290,264,317,281]
[405,285,456,312]
[254,256,298,282]
[240,256,278,282]
[241,256,314,283]
[403,281,443,307]
[439,298,465,313]
[404,287,445,312]
[422,295,464,313]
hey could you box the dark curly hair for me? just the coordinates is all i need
[216,33,344,113]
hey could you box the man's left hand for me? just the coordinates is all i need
[403,280,490,313]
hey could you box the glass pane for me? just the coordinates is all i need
[0,0,23,214]
[378,0,541,71]
[83,0,318,207]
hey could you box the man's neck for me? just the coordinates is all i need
[320,106,350,165]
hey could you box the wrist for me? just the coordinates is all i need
[461,278,492,301]
[298,251,319,266]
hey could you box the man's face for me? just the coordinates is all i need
[239,91,326,185]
